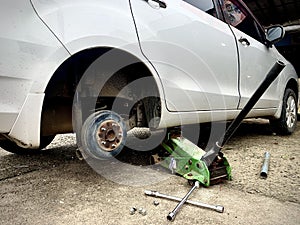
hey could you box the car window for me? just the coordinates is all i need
[219,0,264,42]
[183,0,217,17]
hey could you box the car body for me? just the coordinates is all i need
[0,0,298,155]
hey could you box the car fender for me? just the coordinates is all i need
[31,0,166,121]
[30,0,151,91]
[273,61,299,119]
[31,0,165,110]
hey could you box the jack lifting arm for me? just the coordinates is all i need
[201,61,286,167]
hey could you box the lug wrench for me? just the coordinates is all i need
[166,181,199,221]
[144,190,224,213]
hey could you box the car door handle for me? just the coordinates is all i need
[238,37,250,46]
[145,0,167,9]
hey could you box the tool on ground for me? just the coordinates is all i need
[167,181,200,221]
[139,208,147,216]
[151,61,285,221]
[129,207,137,215]
[153,200,160,206]
[260,151,270,178]
[145,190,224,213]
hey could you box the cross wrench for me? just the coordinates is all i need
[146,181,224,221]
[144,189,224,214]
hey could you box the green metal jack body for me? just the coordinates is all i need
[161,134,231,187]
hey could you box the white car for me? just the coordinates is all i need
[0,0,298,157]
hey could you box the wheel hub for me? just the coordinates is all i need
[286,96,296,128]
[97,120,124,152]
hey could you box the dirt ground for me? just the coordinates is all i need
[0,119,299,225]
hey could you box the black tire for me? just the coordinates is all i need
[298,105,300,121]
[0,135,55,155]
[80,110,127,159]
[270,88,298,135]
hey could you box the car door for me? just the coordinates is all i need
[130,0,239,112]
[219,0,282,110]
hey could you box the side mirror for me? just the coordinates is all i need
[266,25,285,45]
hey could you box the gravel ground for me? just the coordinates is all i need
[0,119,299,225]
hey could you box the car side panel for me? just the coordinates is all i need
[130,0,240,112]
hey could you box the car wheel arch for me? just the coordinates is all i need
[41,46,163,137]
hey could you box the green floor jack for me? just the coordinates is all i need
[149,61,285,221]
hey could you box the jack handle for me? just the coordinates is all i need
[201,61,286,167]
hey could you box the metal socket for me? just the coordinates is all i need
[260,152,270,178]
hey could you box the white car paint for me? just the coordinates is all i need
[0,0,69,135]
[231,26,289,109]
[0,0,298,148]
[130,0,240,112]
[0,0,155,147]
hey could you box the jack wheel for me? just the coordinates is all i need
[80,110,127,159]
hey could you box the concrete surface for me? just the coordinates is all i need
[0,120,299,225]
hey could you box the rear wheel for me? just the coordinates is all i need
[0,135,55,155]
[270,88,297,135]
